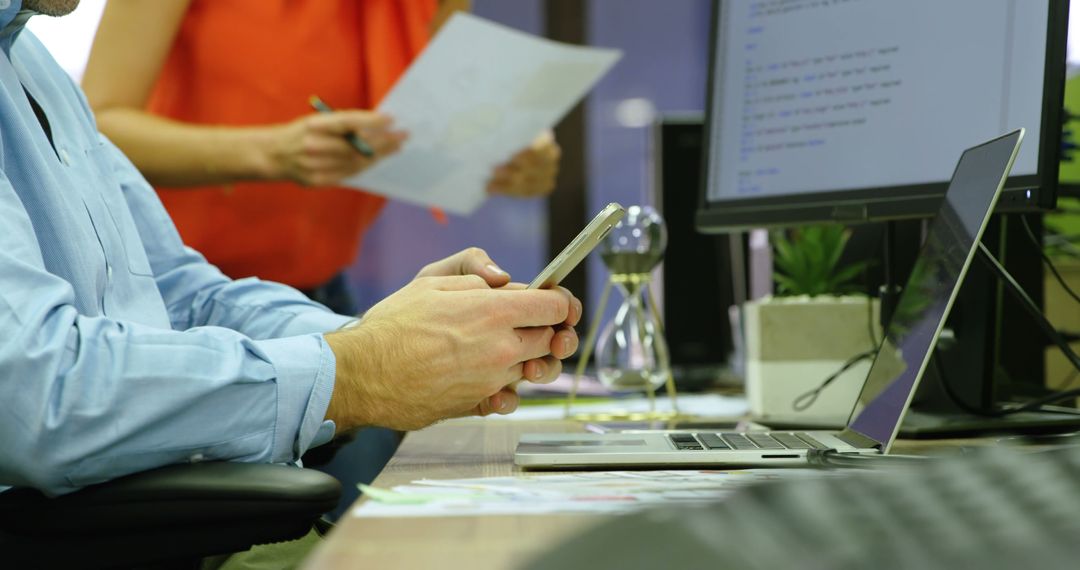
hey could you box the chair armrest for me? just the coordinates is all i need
[0,462,341,536]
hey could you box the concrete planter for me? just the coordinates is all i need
[744,295,881,427]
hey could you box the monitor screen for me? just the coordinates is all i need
[1058,0,1080,191]
[698,0,1066,231]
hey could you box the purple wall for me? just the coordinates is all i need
[584,0,712,328]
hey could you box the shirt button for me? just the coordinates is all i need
[59,148,71,165]
[190,453,205,463]
[106,265,113,280]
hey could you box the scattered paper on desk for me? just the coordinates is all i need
[343,13,621,214]
[353,469,837,518]
[485,393,750,422]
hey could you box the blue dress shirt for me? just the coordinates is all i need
[0,6,352,496]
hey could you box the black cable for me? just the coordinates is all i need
[932,348,999,417]
[934,346,1080,417]
[806,449,935,469]
[976,243,1080,374]
[1021,215,1080,306]
[1055,367,1080,391]
[790,256,883,413]
[1042,232,1080,252]
[792,349,877,412]
[995,388,1080,415]
[865,259,880,348]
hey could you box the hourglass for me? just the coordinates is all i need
[565,205,681,420]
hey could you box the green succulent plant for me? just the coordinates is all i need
[771,224,870,297]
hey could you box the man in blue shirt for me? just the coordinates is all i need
[0,0,580,497]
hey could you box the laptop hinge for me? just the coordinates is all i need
[836,428,882,450]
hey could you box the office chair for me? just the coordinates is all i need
[0,462,341,569]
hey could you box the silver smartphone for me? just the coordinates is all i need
[528,202,626,289]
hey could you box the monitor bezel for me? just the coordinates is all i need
[696,0,1068,233]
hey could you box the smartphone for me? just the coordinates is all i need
[528,202,626,289]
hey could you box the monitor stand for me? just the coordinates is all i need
[899,223,1080,438]
[899,408,1080,438]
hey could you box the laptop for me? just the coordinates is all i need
[515,129,1024,468]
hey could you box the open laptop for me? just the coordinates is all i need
[515,129,1024,468]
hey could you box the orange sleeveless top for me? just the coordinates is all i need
[147,0,437,288]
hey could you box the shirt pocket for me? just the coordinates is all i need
[84,141,155,277]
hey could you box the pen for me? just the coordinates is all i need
[308,95,375,157]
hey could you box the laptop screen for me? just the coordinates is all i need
[844,130,1023,448]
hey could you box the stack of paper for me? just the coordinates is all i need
[354,469,845,518]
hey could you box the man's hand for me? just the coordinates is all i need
[487,130,560,198]
[264,110,407,187]
[324,249,581,431]
[413,248,582,415]
[414,247,511,288]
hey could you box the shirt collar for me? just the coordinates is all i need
[0,2,32,50]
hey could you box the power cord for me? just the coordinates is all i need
[791,248,883,412]
[934,346,1080,417]
[806,449,936,469]
[1055,368,1080,391]
[1020,215,1080,305]
[792,349,877,411]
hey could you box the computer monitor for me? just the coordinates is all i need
[653,115,742,388]
[1057,0,1080,195]
[697,0,1068,232]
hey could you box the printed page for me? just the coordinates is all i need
[352,469,845,517]
[343,13,622,214]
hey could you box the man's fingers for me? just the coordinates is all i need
[415,248,510,286]
[469,388,520,417]
[455,248,511,287]
[486,286,582,328]
[521,355,562,385]
[512,327,557,369]
[550,326,579,360]
[488,288,572,328]
[565,294,583,326]
[507,328,557,375]
[424,274,492,292]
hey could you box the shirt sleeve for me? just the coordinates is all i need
[97,135,355,338]
[0,171,337,497]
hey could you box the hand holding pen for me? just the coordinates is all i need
[262,96,407,187]
[309,95,376,157]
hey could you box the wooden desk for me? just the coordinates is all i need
[302,420,602,570]
[301,419,987,570]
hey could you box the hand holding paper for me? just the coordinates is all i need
[342,13,621,214]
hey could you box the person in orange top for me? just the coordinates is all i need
[82,0,560,314]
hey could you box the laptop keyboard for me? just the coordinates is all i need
[669,432,828,451]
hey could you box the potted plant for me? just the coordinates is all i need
[743,225,882,427]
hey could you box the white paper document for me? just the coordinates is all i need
[482,394,750,422]
[353,469,842,518]
[343,13,622,214]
